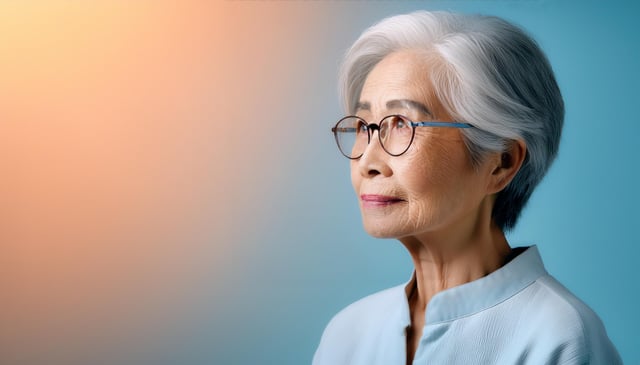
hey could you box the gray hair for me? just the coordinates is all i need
[340,11,564,230]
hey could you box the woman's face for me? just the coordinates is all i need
[351,50,500,240]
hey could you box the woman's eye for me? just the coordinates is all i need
[392,117,407,129]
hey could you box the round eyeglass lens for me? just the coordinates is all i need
[379,115,414,155]
[334,117,369,158]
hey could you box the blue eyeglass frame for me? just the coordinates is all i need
[331,114,474,159]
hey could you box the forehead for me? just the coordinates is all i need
[359,50,434,110]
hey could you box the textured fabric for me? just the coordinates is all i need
[313,246,622,365]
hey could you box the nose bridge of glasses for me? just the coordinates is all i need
[363,122,394,157]
[366,123,380,133]
[364,123,388,144]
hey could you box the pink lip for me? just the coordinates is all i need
[360,194,403,208]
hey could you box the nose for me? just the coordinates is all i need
[357,129,392,178]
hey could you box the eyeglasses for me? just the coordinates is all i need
[331,114,473,159]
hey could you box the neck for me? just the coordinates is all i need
[400,199,511,313]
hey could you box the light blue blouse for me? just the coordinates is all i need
[313,246,621,364]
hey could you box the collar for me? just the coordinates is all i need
[399,245,548,326]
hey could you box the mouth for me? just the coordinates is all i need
[360,194,404,208]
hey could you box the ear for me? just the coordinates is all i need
[487,139,527,195]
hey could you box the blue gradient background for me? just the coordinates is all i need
[2,1,638,365]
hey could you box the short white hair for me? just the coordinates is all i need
[340,11,564,230]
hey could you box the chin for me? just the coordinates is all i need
[362,223,402,239]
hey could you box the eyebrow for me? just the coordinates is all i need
[355,99,432,117]
[387,99,432,116]
[355,101,370,112]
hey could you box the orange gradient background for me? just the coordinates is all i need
[2,2,344,364]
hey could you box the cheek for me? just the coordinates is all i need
[400,140,478,224]
[350,160,360,191]
[401,139,461,196]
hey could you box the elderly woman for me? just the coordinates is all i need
[313,11,621,365]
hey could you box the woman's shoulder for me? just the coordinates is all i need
[324,283,406,333]
[530,274,609,332]
[313,284,406,363]
[516,273,622,364]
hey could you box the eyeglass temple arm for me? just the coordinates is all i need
[411,121,473,128]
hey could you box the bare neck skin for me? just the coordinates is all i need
[401,196,512,365]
